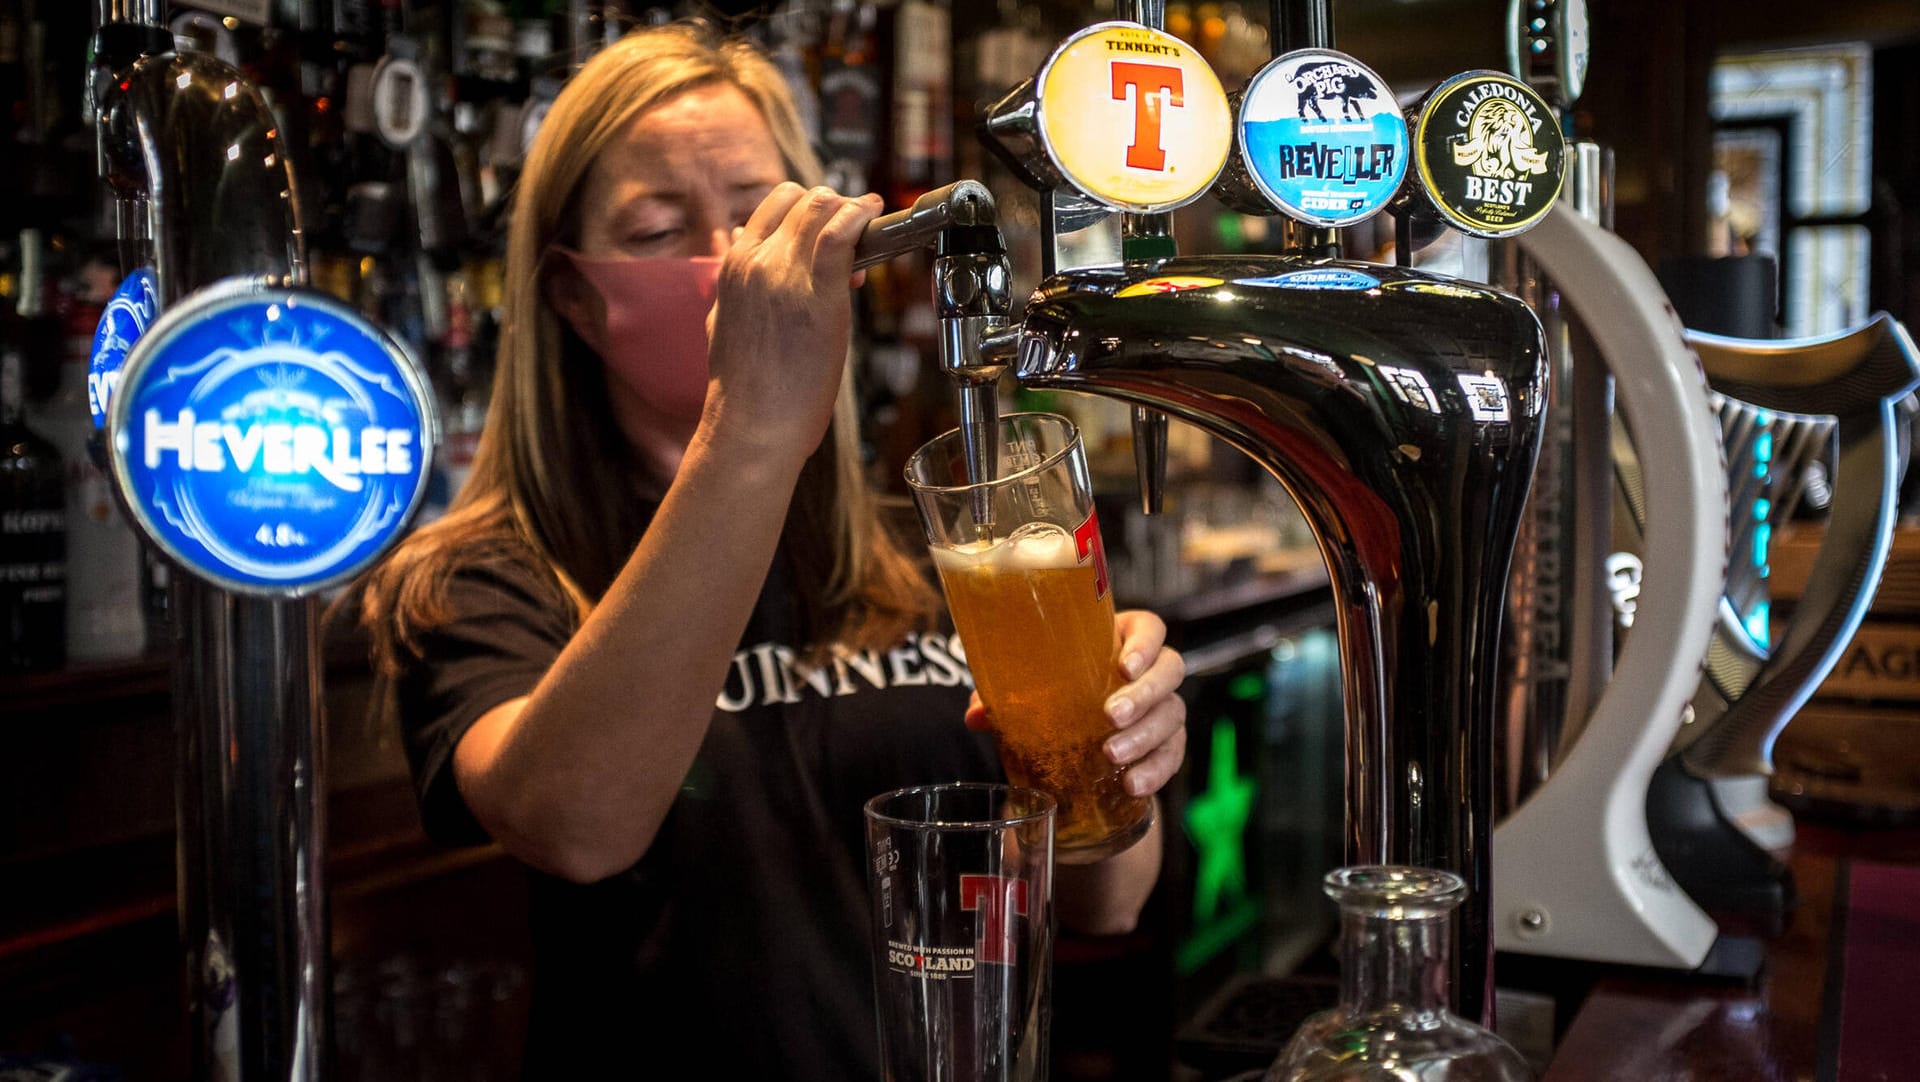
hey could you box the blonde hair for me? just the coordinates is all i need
[357,22,937,670]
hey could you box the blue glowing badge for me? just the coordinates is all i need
[1238,49,1408,228]
[1238,268,1381,291]
[90,268,159,429]
[108,280,437,596]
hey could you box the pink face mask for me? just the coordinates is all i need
[551,247,722,422]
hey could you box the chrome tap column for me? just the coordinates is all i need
[88,5,407,1078]
[1011,264,1545,1023]
[94,25,325,1080]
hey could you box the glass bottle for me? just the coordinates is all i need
[816,0,882,196]
[883,0,951,209]
[1,239,68,674]
[1264,867,1532,1082]
[30,260,147,662]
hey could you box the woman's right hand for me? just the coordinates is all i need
[701,182,884,461]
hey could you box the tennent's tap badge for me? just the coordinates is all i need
[108,280,436,596]
[90,268,159,429]
[1238,50,1408,228]
[1035,21,1232,213]
[1413,70,1566,238]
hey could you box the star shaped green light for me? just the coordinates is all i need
[1184,717,1255,924]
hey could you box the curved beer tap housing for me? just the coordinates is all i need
[858,185,1553,1020]
[870,7,1561,1024]
[1012,258,1549,1022]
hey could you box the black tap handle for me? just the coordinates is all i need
[1689,315,1920,422]
[1270,0,1333,53]
[1681,315,1920,779]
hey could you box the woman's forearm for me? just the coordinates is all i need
[453,423,806,882]
[1054,799,1164,935]
[452,184,880,883]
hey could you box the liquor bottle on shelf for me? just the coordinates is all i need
[457,0,525,90]
[433,268,492,508]
[765,0,825,151]
[1,231,67,675]
[816,0,882,195]
[882,0,951,209]
[30,253,146,663]
[972,0,1051,99]
[0,0,32,220]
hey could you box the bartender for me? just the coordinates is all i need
[352,21,1190,1078]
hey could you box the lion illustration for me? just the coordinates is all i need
[1451,98,1550,179]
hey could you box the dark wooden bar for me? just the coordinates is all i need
[1542,824,1920,1082]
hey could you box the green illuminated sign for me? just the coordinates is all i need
[1178,717,1257,973]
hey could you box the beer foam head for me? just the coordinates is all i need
[931,523,1079,573]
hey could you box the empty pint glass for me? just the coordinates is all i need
[905,413,1153,863]
[866,783,1055,1082]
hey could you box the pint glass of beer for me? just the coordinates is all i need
[904,413,1153,863]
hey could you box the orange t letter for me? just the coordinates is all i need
[1110,61,1185,172]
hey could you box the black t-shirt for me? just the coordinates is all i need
[388,542,1001,1080]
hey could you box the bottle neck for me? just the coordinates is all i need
[4,227,44,427]
[1338,907,1452,1020]
[1,348,24,427]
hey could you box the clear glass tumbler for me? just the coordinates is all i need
[1264,866,1533,1082]
[865,783,1057,1082]
[904,412,1153,863]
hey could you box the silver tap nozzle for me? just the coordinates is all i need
[935,250,1014,526]
[855,181,1014,526]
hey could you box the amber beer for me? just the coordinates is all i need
[932,527,1152,861]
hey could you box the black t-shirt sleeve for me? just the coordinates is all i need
[390,555,574,846]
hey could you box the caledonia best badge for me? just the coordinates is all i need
[1412,70,1566,238]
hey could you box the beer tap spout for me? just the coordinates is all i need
[857,182,1016,524]
[1012,255,1550,1021]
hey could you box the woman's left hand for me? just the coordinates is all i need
[964,610,1188,797]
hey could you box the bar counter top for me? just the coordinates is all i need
[1539,821,1920,1082]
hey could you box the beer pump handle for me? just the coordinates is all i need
[1690,316,1920,419]
[853,180,997,270]
[1678,316,1920,779]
